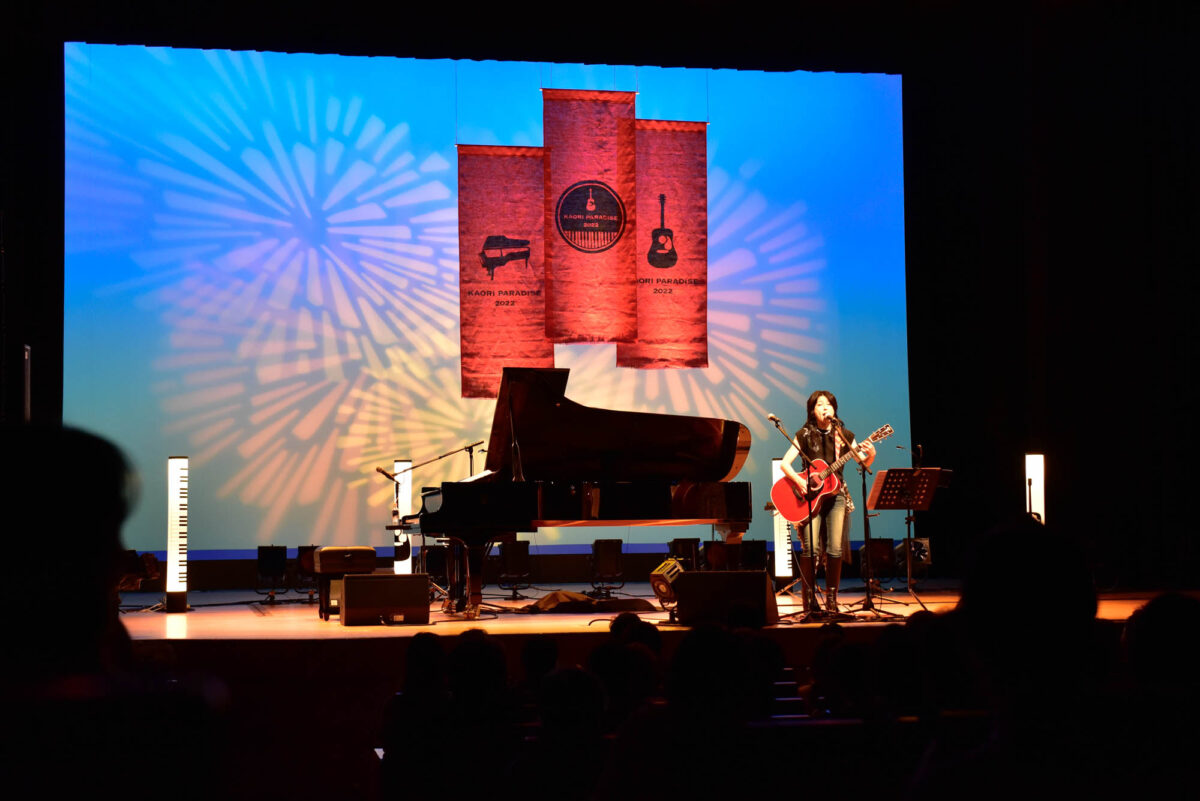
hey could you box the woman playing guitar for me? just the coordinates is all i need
[780,390,876,614]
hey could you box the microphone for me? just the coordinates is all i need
[767,414,781,423]
[375,466,398,482]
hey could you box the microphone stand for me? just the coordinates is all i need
[770,418,824,622]
[375,439,486,483]
[835,423,902,619]
[375,439,485,607]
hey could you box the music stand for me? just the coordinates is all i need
[866,467,951,609]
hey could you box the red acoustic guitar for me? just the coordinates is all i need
[770,424,894,525]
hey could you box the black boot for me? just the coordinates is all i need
[825,556,843,614]
[798,555,819,615]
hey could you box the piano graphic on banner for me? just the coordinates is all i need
[479,235,531,280]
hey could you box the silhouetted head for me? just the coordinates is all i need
[1124,592,1200,691]
[958,515,1097,696]
[4,423,138,674]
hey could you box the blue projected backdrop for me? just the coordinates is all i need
[63,44,909,555]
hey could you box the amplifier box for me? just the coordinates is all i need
[675,570,778,628]
[340,573,430,626]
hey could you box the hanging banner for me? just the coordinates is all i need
[458,145,553,398]
[617,120,709,368]
[543,89,637,343]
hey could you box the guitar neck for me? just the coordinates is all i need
[818,447,858,480]
[814,425,892,479]
[659,195,666,227]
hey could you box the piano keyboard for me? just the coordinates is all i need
[167,456,189,601]
[564,229,619,252]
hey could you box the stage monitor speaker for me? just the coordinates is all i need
[741,540,768,572]
[702,540,728,570]
[858,538,896,577]
[674,571,778,628]
[256,545,287,579]
[500,540,531,578]
[340,573,430,626]
[669,538,701,571]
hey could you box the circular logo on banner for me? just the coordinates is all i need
[555,180,626,253]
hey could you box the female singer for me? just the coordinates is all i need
[780,390,876,614]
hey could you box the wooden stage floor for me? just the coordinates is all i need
[118,579,1149,642]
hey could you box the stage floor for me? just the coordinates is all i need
[118,579,1150,641]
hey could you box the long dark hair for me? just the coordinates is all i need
[804,390,838,427]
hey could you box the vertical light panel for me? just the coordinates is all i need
[772,458,792,578]
[393,459,413,574]
[1025,453,1046,524]
[166,456,189,612]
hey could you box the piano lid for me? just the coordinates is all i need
[484,367,751,483]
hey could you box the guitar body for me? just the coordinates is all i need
[647,194,678,268]
[647,227,677,267]
[771,461,841,525]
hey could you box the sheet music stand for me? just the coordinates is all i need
[867,467,951,609]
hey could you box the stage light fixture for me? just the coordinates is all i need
[498,539,532,600]
[589,539,624,598]
[255,545,288,602]
[295,545,318,602]
[649,557,684,606]
[895,537,932,567]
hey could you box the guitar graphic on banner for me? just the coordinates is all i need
[647,194,678,268]
[770,424,895,526]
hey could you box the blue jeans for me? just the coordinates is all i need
[794,492,846,559]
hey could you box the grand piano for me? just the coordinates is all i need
[414,367,753,616]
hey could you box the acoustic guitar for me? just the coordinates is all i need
[770,424,894,525]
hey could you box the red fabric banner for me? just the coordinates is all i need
[617,120,709,368]
[458,145,553,398]
[542,89,637,343]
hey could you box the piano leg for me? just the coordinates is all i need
[439,539,485,618]
[465,545,487,618]
[443,540,467,613]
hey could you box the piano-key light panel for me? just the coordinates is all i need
[1025,453,1045,524]
[772,458,792,578]
[166,456,189,612]
[393,459,413,574]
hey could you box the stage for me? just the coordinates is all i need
[89,581,1161,800]
[117,579,1151,680]
[115,579,1151,794]
[119,580,1148,642]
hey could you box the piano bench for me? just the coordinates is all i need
[313,546,377,621]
